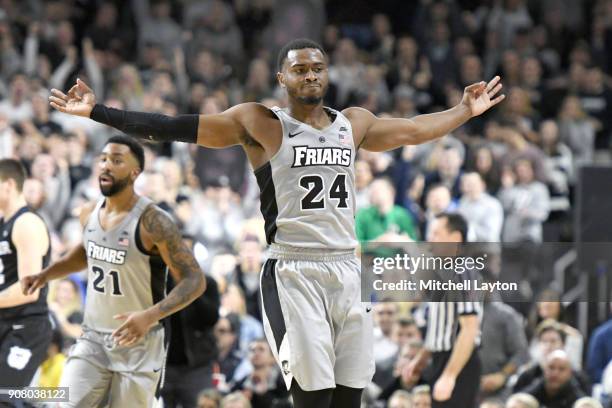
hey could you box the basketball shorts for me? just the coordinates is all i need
[0,314,52,388]
[260,244,375,391]
[59,324,166,407]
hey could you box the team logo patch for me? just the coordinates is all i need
[281,360,291,375]
[319,136,326,143]
[7,346,32,370]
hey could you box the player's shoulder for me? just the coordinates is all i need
[139,203,179,240]
[225,102,277,120]
[341,106,376,121]
[12,211,48,242]
[78,201,99,227]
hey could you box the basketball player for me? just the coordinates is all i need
[22,136,206,407]
[48,39,504,407]
[0,159,52,397]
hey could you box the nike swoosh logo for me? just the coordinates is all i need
[87,229,95,232]
[288,131,303,138]
[12,324,25,330]
[153,367,162,373]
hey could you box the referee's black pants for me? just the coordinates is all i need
[429,350,481,408]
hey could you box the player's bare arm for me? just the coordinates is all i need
[111,205,205,346]
[346,76,505,152]
[21,202,95,295]
[49,79,282,170]
[0,213,48,307]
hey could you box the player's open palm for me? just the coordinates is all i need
[49,78,96,118]
[461,76,505,117]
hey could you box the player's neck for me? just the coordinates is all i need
[104,188,139,214]
[287,102,329,129]
[2,196,27,220]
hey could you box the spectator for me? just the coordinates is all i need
[586,318,612,384]
[539,120,572,214]
[479,299,529,399]
[388,389,413,408]
[215,314,245,392]
[498,158,550,243]
[412,385,432,408]
[355,160,374,211]
[231,339,289,408]
[521,350,586,408]
[424,145,464,201]
[38,329,66,388]
[221,284,265,353]
[505,393,540,408]
[458,172,504,242]
[557,95,595,173]
[221,392,252,408]
[229,235,264,321]
[423,184,454,240]
[48,278,83,343]
[197,389,222,408]
[515,320,590,395]
[378,340,431,402]
[0,73,33,123]
[573,397,604,408]
[162,235,220,408]
[373,302,400,371]
[527,291,584,370]
[355,178,419,243]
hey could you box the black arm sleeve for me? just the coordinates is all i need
[90,104,199,144]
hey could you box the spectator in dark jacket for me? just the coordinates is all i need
[521,350,586,408]
[162,237,220,408]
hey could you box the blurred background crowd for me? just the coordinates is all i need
[1,0,612,407]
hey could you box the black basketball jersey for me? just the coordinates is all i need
[0,206,50,319]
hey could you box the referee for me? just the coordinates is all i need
[405,213,482,407]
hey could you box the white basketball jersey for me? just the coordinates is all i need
[254,107,358,249]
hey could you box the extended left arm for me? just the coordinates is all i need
[350,77,504,152]
[112,205,205,346]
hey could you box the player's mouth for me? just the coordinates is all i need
[99,174,114,186]
[303,83,320,89]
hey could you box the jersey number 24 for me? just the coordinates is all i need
[299,174,348,210]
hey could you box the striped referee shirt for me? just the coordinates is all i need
[424,269,483,352]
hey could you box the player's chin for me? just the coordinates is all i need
[297,94,323,105]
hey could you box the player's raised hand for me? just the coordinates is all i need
[460,76,505,117]
[112,310,157,347]
[21,273,47,295]
[49,78,96,118]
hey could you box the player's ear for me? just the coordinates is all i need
[277,72,286,89]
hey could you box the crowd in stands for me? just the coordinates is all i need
[1,0,612,407]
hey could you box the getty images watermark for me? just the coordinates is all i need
[370,252,517,293]
[360,242,528,302]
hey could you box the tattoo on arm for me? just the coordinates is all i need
[141,206,203,316]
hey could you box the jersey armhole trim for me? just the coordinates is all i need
[135,218,155,257]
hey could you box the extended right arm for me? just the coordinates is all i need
[22,245,87,295]
[22,202,94,295]
[49,79,247,148]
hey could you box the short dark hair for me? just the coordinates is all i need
[0,159,27,191]
[104,135,145,171]
[436,212,468,242]
[277,38,327,71]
